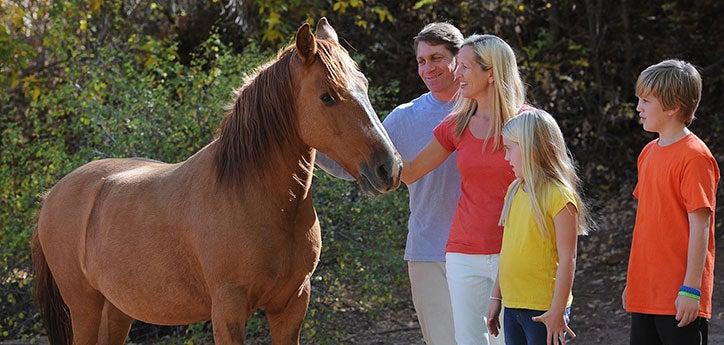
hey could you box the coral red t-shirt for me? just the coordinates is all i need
[433,119,515,254]
[625,133,719,318]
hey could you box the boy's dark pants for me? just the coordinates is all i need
[630,313,708,345]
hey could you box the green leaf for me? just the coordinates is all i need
[413,0,436,9]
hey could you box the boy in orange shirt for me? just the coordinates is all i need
[623,59,720,345]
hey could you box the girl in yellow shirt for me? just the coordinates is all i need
[486,109,593,345]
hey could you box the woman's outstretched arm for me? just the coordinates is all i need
[401,137,451,184]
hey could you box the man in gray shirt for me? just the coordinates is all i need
[316,23,462,345]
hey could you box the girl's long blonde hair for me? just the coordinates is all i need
[498,109,592,236]
[450,34,526,150]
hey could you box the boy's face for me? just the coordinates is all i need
[635,93,678,133]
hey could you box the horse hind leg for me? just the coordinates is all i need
[97,300,134,345]
[32,231,112,345]
[32,231,72,345]
[64,290,103,345]
[65,291,133,345]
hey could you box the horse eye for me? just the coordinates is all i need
[320,93,335,106]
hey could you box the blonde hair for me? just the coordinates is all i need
[449,34,525,149]
[498,109,591,236]
[635,59,702,126]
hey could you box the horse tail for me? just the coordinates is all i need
[31,230,73,345]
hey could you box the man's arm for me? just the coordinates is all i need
[315,153,355,181]
[315,108,401,182]
[316,104,407,182]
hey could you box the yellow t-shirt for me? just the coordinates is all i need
[499,182,576,310]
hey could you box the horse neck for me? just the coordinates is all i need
[201,139,316,208]
[272,144,317,203]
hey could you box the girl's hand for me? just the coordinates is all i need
[486,299,502,337]
[531,310,576,345]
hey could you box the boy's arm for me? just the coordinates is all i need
[675,207,711,327]
[531,203,578,342]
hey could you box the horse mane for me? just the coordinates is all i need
[214,39,359,186]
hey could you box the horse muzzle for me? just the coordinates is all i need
[357,150,402,196]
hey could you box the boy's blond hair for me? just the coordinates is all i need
[635,59,702,126]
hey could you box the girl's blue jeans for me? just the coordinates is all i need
[503,307,571,345]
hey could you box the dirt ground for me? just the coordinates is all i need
[335,186,724,345]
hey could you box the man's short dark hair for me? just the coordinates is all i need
[413,22,464,55]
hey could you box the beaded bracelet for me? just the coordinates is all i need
[679,285,701,297]
[490,296,502,301]
[678,291,701,301]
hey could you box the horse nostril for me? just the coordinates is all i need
[376,163,390,183]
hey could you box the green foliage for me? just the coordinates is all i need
[2,0,722,343]
[306,174,409,343]
[250,0,394,43]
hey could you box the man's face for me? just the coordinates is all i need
[416,41,458,97]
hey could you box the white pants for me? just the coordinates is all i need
[408,261,456,345]
[446,253,505,345]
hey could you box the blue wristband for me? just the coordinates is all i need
[679,285,701,297]
[678,291,701,301]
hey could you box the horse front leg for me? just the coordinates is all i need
[211,285,252,345]
[267,281,311,345]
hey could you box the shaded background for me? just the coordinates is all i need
[1,0,722,344]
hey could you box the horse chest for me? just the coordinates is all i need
[210,203,321,279]
[251,216,321,275]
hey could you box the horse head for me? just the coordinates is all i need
[292,18,402,195]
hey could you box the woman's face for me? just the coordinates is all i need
[454,45,492,100]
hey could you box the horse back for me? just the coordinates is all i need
[38,157,168,248]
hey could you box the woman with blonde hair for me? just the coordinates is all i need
[487,109,592,345]
[402,34,528,345]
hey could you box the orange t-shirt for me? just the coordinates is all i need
[625,133,720,318]
[433,119,515,254]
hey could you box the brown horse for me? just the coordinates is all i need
[31,18,401,345]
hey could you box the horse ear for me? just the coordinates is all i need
[315,17,339,44]
[295,23,317,64]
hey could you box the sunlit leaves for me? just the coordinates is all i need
[413,0,436,9]
[254,0,395,43]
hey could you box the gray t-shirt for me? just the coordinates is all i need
[316,92,461,262]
